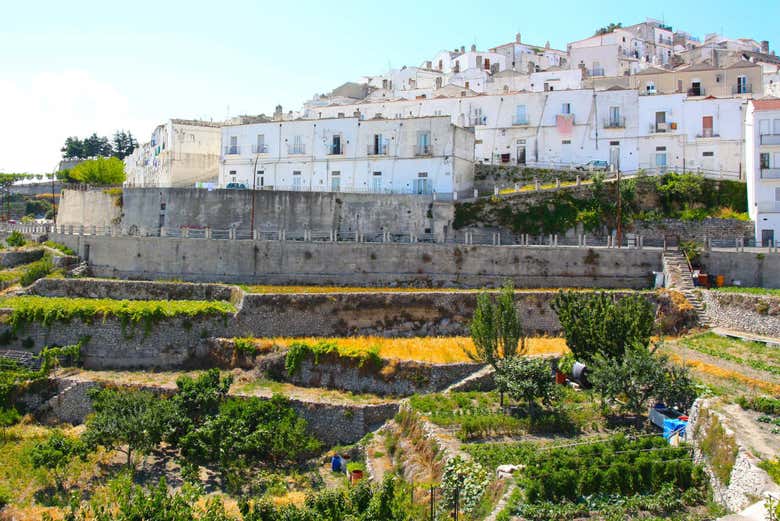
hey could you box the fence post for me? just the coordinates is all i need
[493,186,499,196]
[496,232,501,246]
[576,175,581,186]
[556,178,561,189]
[433,192,437,201]
[535,178,540,191]
[160,227,167,237]
[583,234,587,247]
[330,229,334,242]
[473,188,478,199]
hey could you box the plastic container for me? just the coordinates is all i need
[715,275,725,287]
[350,469,364,485]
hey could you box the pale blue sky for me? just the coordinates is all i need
[1,0,777,172]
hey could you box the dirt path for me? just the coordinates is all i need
[717,402,780,461]
[365,423,394,483]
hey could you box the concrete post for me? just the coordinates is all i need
[278,230,283,241]
[473,189,478,199]
[735,238,739,252]
[607,236,612,248]
[329,230,334,242]
[281,230,286,241]
[253,229,258,240]
[493,186,499,196]
[576,175,581,186]
[355,230,360,243]
[556,178,561,189]
[535,178,540,191]
[160,227,167,237]
[583,234,587,247]
[639,236,644,249]
[78,225,84,236]
[514,183,519,192]
[433,192,437,201]
[554,234,558,246]
[205,227,212,239]
[91,225,97,235]
[496,232,501,246]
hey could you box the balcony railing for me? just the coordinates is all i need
[512,117,529,126]
[761,168,780,179]
[251,144,268,154]
[603,117,626,129]
[687,87,705,96]
[224,145,241,155]
[588,67,605,77]
[732,84,752,95]
[328,145,343,155]
[470,116,487,126]
[415,145,432,156]
[696,129,718,138]
[761,134,780,145]
[650,122,667,133]
[287,144,306,155]
[367,144,388,156]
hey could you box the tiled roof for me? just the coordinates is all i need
[753,98,780,111]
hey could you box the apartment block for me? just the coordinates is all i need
[746,99,780,244]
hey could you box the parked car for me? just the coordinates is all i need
[576,160,609,171]
[225,183,246,189]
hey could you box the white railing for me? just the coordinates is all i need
[252,144,269,154]
[760,134,780,146]
[761,168,780,179]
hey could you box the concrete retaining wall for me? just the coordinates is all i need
[0,248,44,268]
[49,233,661,288]
[29,277,240,303]
[702,291,780,337]
[701,251,780,289]
[56,189,122,228]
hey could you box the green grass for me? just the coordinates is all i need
[42,241,75,256]
[0,296,235,331]
[713,286,780,297]
[679,333,780,377]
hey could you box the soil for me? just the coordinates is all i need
[718,402,780,461]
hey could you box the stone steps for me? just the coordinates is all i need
[662,251,712,328]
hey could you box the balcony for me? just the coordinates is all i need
[588,67,606,77]
[512,117,529,126]
[224,145,241,155]
[251,144,268,154]
[287,144,306,155]
[732,84,753,95]
[469,116,487,126]
[328,145,343,155]
[760,134,780,145]
[687,87,705,97]
[650,122,668,133]
[603,117,626,129]
[367,144,388,156]
[761,168,780,179]
[415,145,432,156]
[696,129,718,138]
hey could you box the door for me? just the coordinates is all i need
[762,229,775,247]
[414,178,432,195]
[372,172,382,192]
[655,111,666,132]
[516,146,526,165]
[609,146,620,172]
[737,76,747,94]
[702,116,713,138]
[292,173,301,190]
[331,176,340,192]
[691,81,701,95]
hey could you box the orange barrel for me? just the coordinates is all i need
[715,275,725,287]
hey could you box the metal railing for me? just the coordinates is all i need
[732,84,752,95]
[760,134,780,146]
[761,168,780,179]
[287,144,306,155]
[696,129,717,138]
[588,67,605,77]
[415,145,432,156]
[512,117,529,125]
[328,145,343,155]
[650,122,668,133]
[366,144,387,155]
[252,144,268,154]
[603,117,626,129]
[687,87,705,96]
[223,145,241,155]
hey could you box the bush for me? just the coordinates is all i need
[5,231,25,248]
[495,357,559,414]
[69,156,126,185]
[19,256,52,286]
[285,340,381,375]
[737,395,780,415]
[43,241,75,256]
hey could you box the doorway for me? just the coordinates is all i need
[762,229,775,247]
[609,145,620,172]
[516,146,526,165]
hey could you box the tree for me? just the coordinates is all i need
[595,22,622,35]
[551,291,655,363]
[0,407,20,443]
[28,430,87,491]
[83,387,175,468]
[589,343,697,415]
[60,137,85,159]
[81,133,113,157]
[468,281,525,370]
[440,457,490,518]
[112,130,139,160]
[169,369,233,441]
[494,357,559,415]
[69,157,126,185]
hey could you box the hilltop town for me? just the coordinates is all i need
[0,17,779,521]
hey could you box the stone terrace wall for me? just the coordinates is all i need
[31,376,398,445]
[29,277,240,303]
[0,313,230,370]
[629,218,754,242]
[0,248,44,268]
[701,251,780,289]
[702,291,780,337]
[50,233,661,289]
[262,354,483,396]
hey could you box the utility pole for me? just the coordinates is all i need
[250,154,260,239]
[615,168,622,248]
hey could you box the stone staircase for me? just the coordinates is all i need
[662,251,712,328]
[68,261,90,277]
[0,349,41,370]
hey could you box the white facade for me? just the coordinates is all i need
[746,100,780,244]
[219,116,475,196]
[124,120,221,188]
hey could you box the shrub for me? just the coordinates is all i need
[285,340,381,375]
[43,241,75,256]
[696,408,738,484]
[440,456,490,516]
[5,231,25,248]
[495,357,559,414]
[29,429,88,490]
[737,395,780,415]
[69,156,126,185]
[19,256,52,286]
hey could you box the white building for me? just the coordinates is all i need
[124,119,221,188]
[219,116,475,197]
[746,98,780,244]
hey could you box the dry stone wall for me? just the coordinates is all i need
[702,291,780,337]
[29,278,239,303]
[0,248,44,268]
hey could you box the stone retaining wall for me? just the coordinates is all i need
[31,376,398,445]
[630,218,754,242]
[688,399,780,512]
[29,277,240,303]
[702,291,780,337]
[0,248,44,268]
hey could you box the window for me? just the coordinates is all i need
[759,119,770,135]
[292,171,301,190]
[737,75,748,94]
[702,116,714,137]
[229,170,237,184]
[775,118,780,135]
[331,171,340,192]
[760,153,770,169]
[228,136,239,155]
[561,103,571,115]
[702,151,714,157]
[414,172,432,194]
[290,136,304,154]
[331,135,342,155]
[562,140,571,145]
[465,81,470,89]
[370,134,385,155]
[256,134,265,153]
[417,131,431,155]
[514,105,527,125]
[372,171,382,192]
[608,106,621,127]
[645,81,656,94]
[256,170,264,187]
[655,152,668,169]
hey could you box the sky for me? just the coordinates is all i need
[1,0,778,173]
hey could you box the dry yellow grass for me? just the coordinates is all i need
[258,336,569,363]
[667,352,780,395]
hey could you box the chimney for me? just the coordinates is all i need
[471,44,477,52]
[516,33,521,43]
[460,45,465,53]
[762,40,770,53]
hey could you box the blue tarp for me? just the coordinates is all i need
[663,418,687,439]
